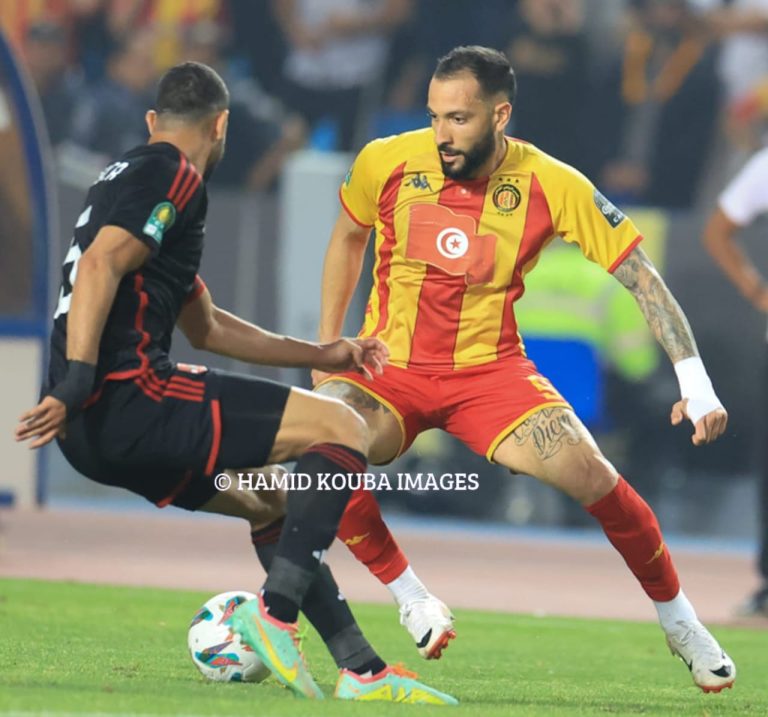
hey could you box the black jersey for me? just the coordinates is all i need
[48,142,207,388]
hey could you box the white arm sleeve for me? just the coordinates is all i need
[718,147,768,226]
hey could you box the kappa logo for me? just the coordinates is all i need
[343,532,370,546]
[645,541,666,564]
[404,172,433,191]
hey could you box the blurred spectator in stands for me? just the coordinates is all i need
[272,0,412,151]
[591,0,721,210]
[703,0,768,153]
[384,0,516,119]
[70,0,229,81]
[23,22,84,148]
[69,0,133,83]
[69,28,156,160]
[229,0,287,98]
[0,0,70,52]
[726,75,768,153]
[710,0,768,104]
[506,0,591,170]
[136,0,229,69]
[182,20,306,190]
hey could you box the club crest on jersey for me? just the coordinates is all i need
[143,201,176,243]
[593,189,625,228]
[492,183,521,213]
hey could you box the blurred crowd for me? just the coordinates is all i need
[3,0,768,205]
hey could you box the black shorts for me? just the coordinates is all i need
[57,364,291,510]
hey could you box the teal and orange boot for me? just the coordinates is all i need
[229,593,323,699]
[334,663,458,705]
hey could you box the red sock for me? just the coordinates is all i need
[586,476,680,602]
[337,488,408,584]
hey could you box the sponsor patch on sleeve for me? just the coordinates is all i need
[593,189,625,228]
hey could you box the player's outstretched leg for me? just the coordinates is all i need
[338,488,456,659]
[587,478,736,693]
[334,664,458,705]
[493,406,736,692]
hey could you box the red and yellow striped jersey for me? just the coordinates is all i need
[340,129,642,371]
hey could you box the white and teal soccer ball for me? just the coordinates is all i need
[187,590,270,683]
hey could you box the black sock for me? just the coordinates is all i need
[352,657,387,675]
[250,517,285,564]
[252,514,385,673]
[250,518,296,618]
[262,443,365,622]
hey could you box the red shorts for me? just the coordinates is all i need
[319,355,570,462]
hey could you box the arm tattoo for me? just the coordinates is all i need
[512,408,581,461]
[315,380,390,416]
[612,247,697,363]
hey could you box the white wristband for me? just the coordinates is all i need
[673,356,722,424]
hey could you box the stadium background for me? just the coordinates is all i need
[0,0,766,624]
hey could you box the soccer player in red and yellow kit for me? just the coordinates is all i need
[314,46,736,693]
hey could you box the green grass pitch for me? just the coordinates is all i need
[1,578,765,716]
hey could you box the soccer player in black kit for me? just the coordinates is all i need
[15,62,456,705]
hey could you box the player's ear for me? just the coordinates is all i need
[213,110,229,141]
[146,110,158,135]
[494,101,512,133]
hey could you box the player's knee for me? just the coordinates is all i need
[315,400,370,455]
[571,451,619,505]
[248,466,288,521]
[246,493,286,529]
[198,475,287,525]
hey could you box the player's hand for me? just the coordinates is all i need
[14,396,68,448]
[670,399,728,446]
[315,338,389,380]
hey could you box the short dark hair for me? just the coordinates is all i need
[155,61,229,122]
[434,46,516,104]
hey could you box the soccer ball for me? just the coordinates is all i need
[187,590,270,683]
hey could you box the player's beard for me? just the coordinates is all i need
[203,137,225,182]
[438,125,496,180]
